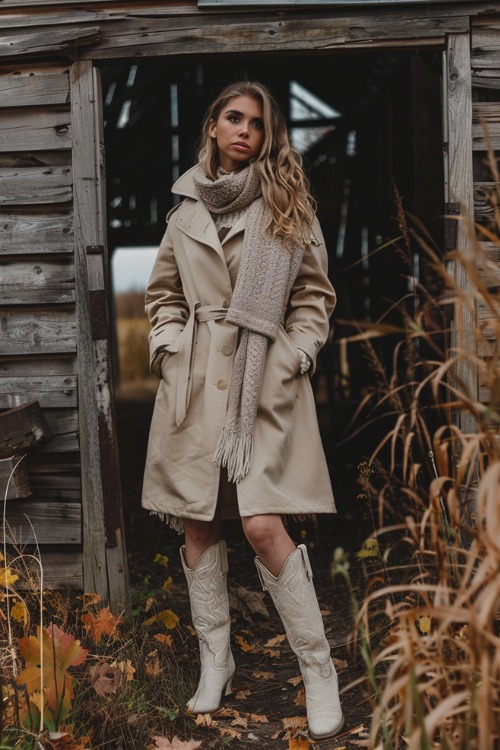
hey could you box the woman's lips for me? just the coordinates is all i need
[232,142,251,151]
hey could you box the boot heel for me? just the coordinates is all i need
[224,678,233,697]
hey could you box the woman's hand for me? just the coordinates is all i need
[297,348,311,375]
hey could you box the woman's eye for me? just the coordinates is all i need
[253,121,263,130]
[228,115,239,123]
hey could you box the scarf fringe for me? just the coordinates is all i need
[214,429,253,484]
[150,510,184,535]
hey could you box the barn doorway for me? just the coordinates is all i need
[101,52,444,554]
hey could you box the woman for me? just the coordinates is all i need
[142,81,344,740]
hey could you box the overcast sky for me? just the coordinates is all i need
[111,247,158,293]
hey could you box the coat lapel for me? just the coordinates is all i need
[174,199,226,262]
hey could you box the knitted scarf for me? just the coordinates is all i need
[194,164,304,483]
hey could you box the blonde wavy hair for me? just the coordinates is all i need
[197,81,316,248]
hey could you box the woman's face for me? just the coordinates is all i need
[209,95,264,172]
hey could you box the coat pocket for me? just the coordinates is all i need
[278,325,303,374]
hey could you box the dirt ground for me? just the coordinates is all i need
[117,396,373,749]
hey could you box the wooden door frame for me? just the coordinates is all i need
[68,20,474,603]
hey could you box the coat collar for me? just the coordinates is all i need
[172,165,247,254]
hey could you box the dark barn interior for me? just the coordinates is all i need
[100,51,444,546]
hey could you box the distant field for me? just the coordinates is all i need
[115,292,158,399]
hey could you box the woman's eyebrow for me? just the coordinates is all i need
[225,109,262,121]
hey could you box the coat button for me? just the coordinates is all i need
[217,379,228,390]
[222,300,230,309]
[221,345,233,356]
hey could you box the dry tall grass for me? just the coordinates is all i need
[343,198,500,749]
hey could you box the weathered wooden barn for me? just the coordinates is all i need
[1,0,499,610]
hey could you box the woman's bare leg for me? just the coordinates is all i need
[241,514,295,576]
[183,510,222,568]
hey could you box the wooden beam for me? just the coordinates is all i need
[444,32,478,433]
[0,68,69,108]
[0,212,74,255]
[0,375,77,409]
[71,60,128,609]
[25,552,83,589]
[0,109,71,152]
[0,166,72,206]
[0,258,75,303]
[2,501,81,545]
[0,25,100,59]
[0,310,76,356]
[0,8,472,61]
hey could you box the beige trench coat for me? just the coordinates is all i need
[141,166,337,522]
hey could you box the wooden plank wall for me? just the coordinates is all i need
[0,64,82,589]
[471,18,500,404]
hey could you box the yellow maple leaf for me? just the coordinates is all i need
[0,566,18,588]
[11,600,27,625]
[355,538,380,560]
[145,608,179,630]
[153,554,169,567]
[161,576,173,592]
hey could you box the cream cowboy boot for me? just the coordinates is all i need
[255,544,344,740]
[180,540,235,714]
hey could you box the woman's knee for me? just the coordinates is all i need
[242,515,284,552]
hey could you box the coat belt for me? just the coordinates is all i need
[176,303,229,427]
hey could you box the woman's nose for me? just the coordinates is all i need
[239,121,249,136]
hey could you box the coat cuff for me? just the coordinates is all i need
[285,331,318,374]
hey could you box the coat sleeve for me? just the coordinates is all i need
[285,216,336,374]
[145,214,189,377]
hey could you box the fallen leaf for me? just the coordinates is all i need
[11,600,27,625]
[235,635,259,653]
[152,736,202,750]
[82,593,102,608]
[231,715,248,728]
[145,608,180,630]
[229,585,270,621]
[0,566,18,587]
[264,634,286,647]
[145,596,157,613]
[252,670,274,681]
[282,717,307,730]
[294,686,306,706]
[89,660,123,697]
[113,659,135,681]
[333,657,348,670]
[218,726,242,740]
[194,713,214,726]
[288,739,313,750]
[287,675,303,687]
[81,607,123,644]
[17,624,88,730]
[145,652,162,678]
[250,713,269,723]
[263,648,280,659]
[235,688,251,700]
[153,554,169,567]
[44,731,89,750]
[154,633,173,648]
[161,576,173,592]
